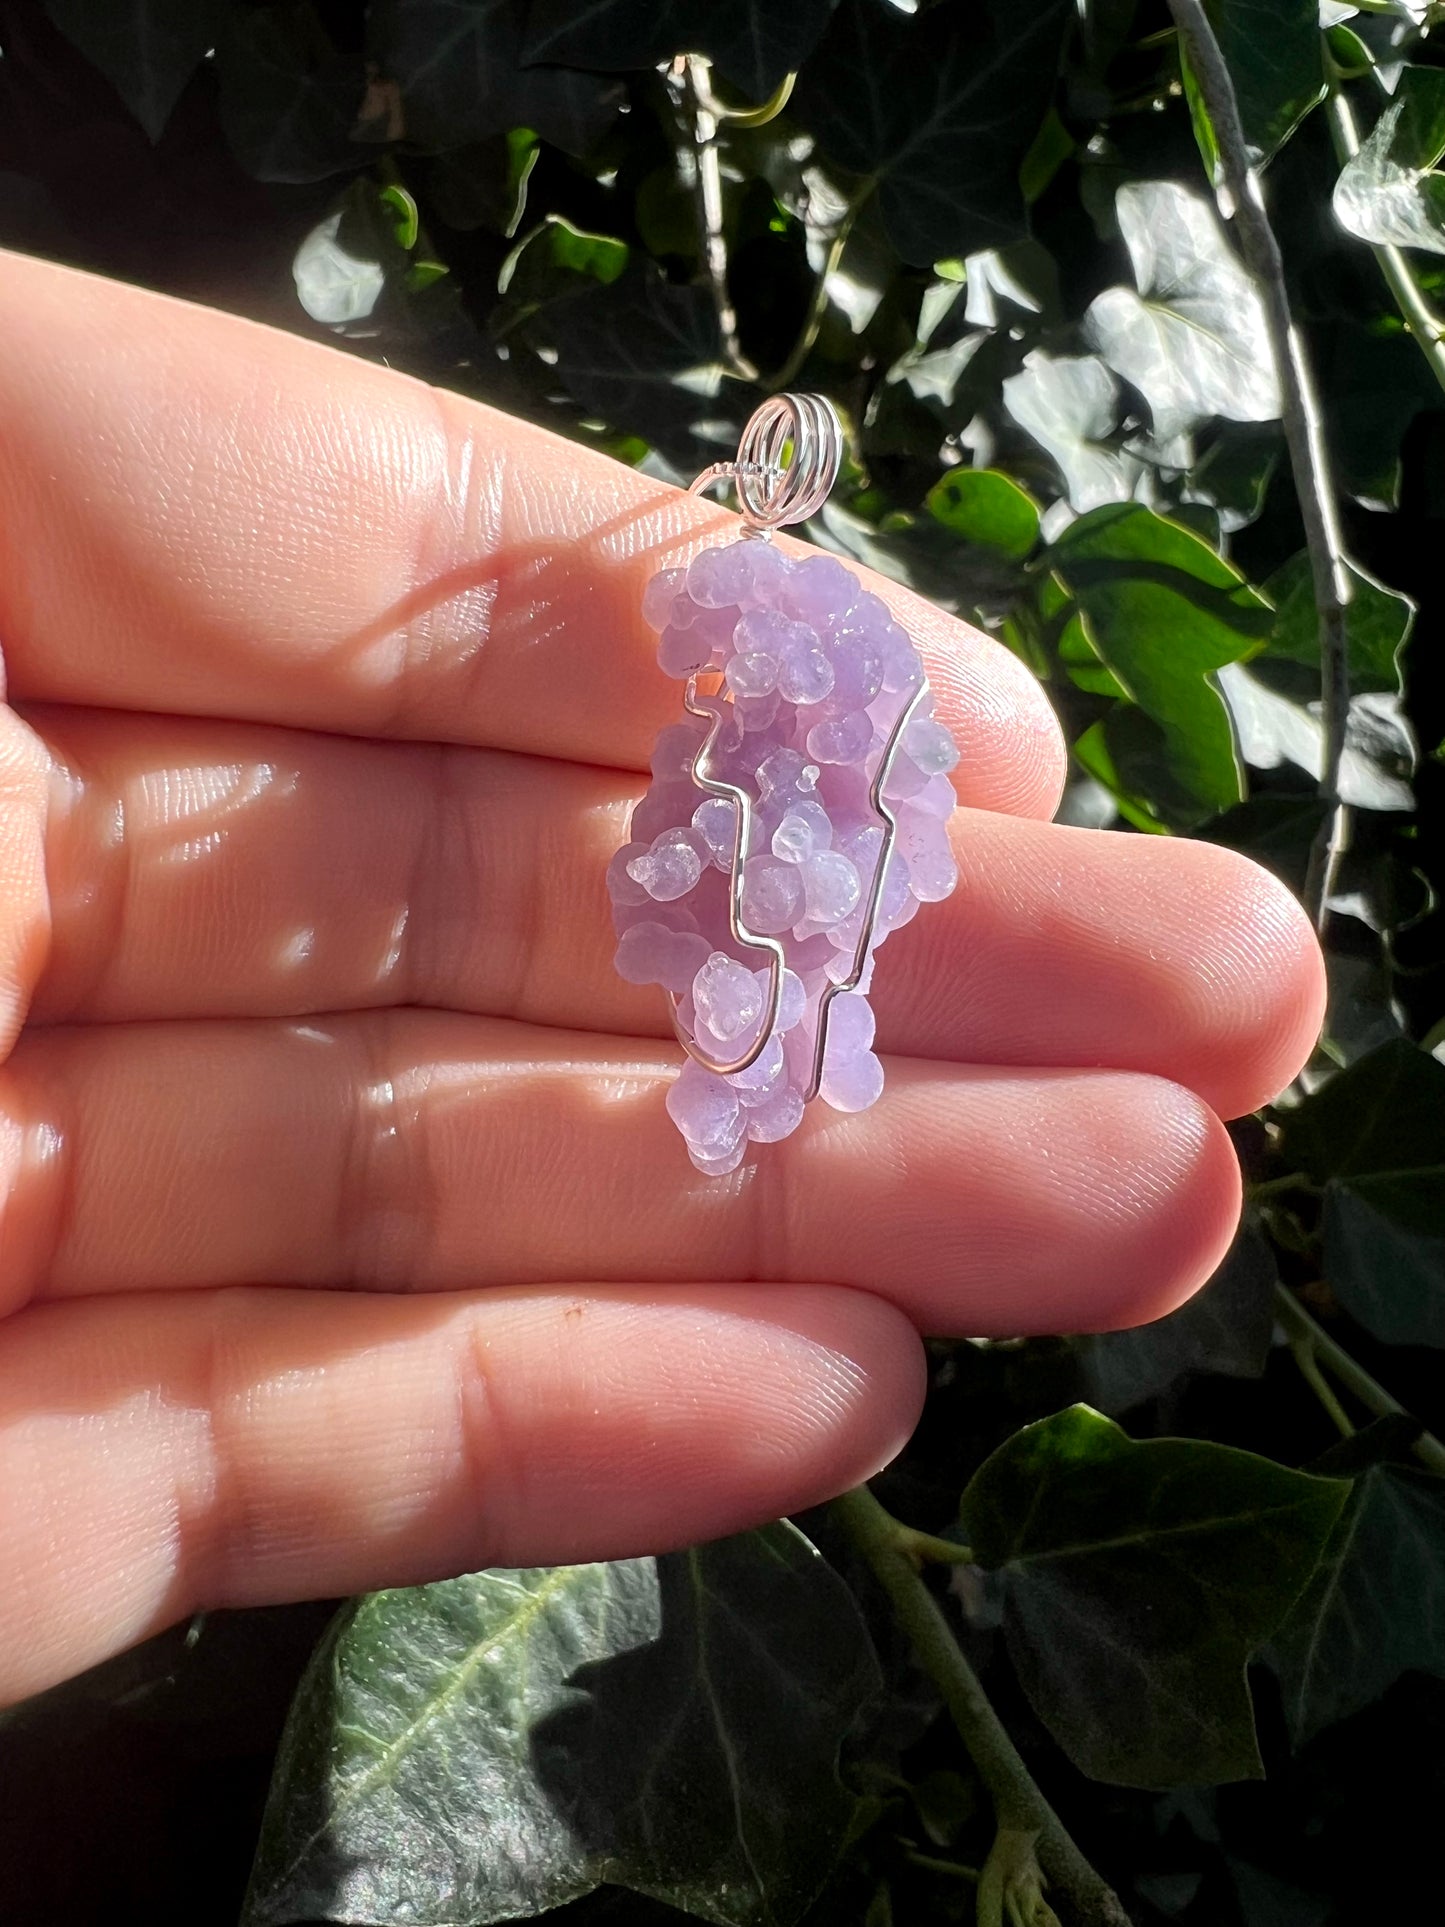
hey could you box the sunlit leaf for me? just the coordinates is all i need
[1335,66,1445,254]
[1049,503,1271,819]
[1084,181,1281,439]
[1002,350,1144,512]
[924,468,1039,559]
[1219,664,1417,811]
[245,1527,881,1927]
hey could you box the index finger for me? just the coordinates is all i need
[0,250,1065,812]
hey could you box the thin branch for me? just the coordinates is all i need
[677,57,757,381]
[1287,1334,1356,1439]
[1326,87,1445,400]
[832,1486,1133,1927]
[1274,1285,1445,1476]
[1169,0,1352,932]
[768,193,862,393]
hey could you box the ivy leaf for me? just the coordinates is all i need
[1001,350,1144,513]
[1182,0,1325,175]
[1084,181,1281,439]
[1334,66,1445,254]
[42,0,223,142]
[1283,1039,1445,1348]
[538,271,739,461]
[958,1408,1350,1788]
[924,468,1040,559]
[792,0,1069,266]
[522,0,838,100]
[1074,1221,1277,1416]
[370,0,624,157]
[1264,554,1415,694]
[1049,502,1272,820]
[244,1526,881,1927]
[1219,663,1416,811]
[218,5,367,185]
[1269,1465,1445,1745]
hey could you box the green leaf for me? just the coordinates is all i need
[370,0,624,157]
[924,469,1039,559]
[1324,1174,1445,1346]
[217,5,367,184]
[1265,554,1414,695]
[958,1408,1350,1788]
[1074,1222,1277,1415]
[1218,661,1416,812]
[1283,1040,1445,1347]
[1049,503,1271,820]
[42,0,222,141]
[245,1526,881,1927]
[426,129,538,235]
[1270,1464,1445,1745]
[537,271,736,460]
[792,0,1069,266]
[1334,66,1445,254]
[500,214,630,314]
[522,0,839,100]
[1182,0,1325,175]
[1283,1037,1445,1180]
[1083,181,1281,439]
[1001,350,1143,513]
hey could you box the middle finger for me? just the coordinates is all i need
[29,708,1324,1119]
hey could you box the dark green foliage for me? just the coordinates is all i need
[959,1408,1347,1787]
[5,0,1445,1922]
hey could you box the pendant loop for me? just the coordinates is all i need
[688,393,843,533]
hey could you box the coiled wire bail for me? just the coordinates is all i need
[688,393,843,537]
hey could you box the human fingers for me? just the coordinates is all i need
[0,1013,1241,1334]
[0,1281,923,1705]
[30,707,1321,1119]
[0,249,1064,816]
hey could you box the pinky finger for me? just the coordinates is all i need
[0,1281,923,1705]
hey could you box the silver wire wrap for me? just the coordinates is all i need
[687,393,843,535]
[670,392,932,1097]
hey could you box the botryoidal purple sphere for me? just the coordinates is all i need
[609,538,960,1175]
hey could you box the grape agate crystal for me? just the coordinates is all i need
[610,538,960,1174]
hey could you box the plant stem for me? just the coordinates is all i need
[831,1486,1133,1927]
[1288,1334,1356,1439]
[768,192,863,392]
[1326,88,1445,400]
[1247,1171,1320,1201]
[678,57,757,382]
[904,1849,982,1884]
[1168,0,1352,933]
[1274,1285,1445,1475]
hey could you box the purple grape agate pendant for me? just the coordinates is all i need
[607,394,960,1175]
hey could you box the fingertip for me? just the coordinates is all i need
[1083,1076,1244,1332]
[1192,845,1327,1118]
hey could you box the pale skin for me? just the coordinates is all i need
[0,249,1325,1707]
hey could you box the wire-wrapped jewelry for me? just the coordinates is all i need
[607,394,961,1175]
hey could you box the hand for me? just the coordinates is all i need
[0,251,1323,1705]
